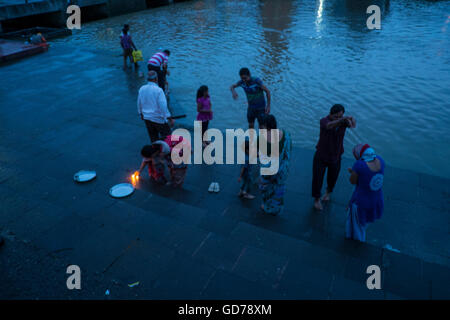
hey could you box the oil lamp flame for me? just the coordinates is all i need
[131,171,140,185]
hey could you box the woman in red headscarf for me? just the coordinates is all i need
[346,144,385,242]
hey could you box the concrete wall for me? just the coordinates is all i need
[107,0,146,16]
[0,0,109,27]
[0,2,67,31]
[0,0,64,20]
[81,3,109,22]
[75,0,107,7]
[0,0,176,31]
[146,0,171,8]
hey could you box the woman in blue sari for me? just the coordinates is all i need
[258,115,292,215]
[346,144,385,242]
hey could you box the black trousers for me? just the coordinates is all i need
[147,64,166,91]
[312,151,341,199]
[201,120,209,138]
[144,120,171,143]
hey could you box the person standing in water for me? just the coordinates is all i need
[230,68,271,129]
[346,144,385,242]
[147,50,171,92]
[312,104,356,211]
[120,27,138,70]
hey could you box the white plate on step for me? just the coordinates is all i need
[109,183,135,198]
[74,170,97,183]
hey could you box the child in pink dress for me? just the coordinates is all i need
[196,85,213,147]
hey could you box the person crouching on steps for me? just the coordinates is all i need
[138,141,170,184]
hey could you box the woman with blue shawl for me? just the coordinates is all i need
[346,144,385,242]
[258,114,292,215]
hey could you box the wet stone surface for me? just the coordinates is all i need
[0,43,449,299]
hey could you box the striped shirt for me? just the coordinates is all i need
[148,52,168,68]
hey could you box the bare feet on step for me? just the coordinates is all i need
[314,198,323,211]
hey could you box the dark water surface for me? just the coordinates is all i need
[55,0,450,177]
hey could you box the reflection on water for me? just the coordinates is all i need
[55,0,450,177]
[258,0,295,82]
[316,0,325,33]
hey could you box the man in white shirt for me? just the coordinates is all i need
[138,71,174,142]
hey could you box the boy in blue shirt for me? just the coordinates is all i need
[230,68,271,129]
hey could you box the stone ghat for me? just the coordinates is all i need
[0,40,448,299]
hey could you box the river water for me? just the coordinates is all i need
[57,0,450,178]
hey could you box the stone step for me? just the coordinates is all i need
[95,191,450,299]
